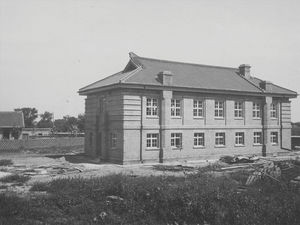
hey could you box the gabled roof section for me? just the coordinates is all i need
[0,111,25,128]
[79,52,297,97]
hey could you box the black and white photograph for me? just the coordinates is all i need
[0,0,300,224]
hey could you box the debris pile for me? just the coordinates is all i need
[220,155,259,164]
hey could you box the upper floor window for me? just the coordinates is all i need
[270,103,277,118]
[253,132,262,145]
[194,133,205,147]
[146,133,159,149]
[215,101,224,118]
[146,98,158,116]
[234,101,243,118]
[253,103,261,118]
[171,133,182,148]
[171,99,181,117]
[235,132,245,146]
[193,100,204,118]
[270,132,278,145]
[215,132,225,146]
[110,133,117,149]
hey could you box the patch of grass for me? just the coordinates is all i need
[0,159,13,166]
[0,170,299,225]
[0,174,30,184]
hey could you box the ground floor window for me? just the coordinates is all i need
[110,133,117,148]
[253,132,262,145]
[194,133,205,147]
[235,132,245,146]
[171,133,182,148]
[146,133,159,149]
[270,132,278,145]
[215,132,225,146]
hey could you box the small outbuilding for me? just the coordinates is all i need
[0,111,25,140]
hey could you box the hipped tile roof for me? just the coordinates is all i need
[79,52,297,97]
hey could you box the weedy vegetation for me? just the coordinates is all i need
[0,163,299,225]
[0,159,13,167]
[0,174,30,184]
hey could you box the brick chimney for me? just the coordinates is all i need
[239,64,251,79]
[158,71,173,86]
[259,80,273,92]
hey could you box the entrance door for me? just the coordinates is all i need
[96,132,102,157]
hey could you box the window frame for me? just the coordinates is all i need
[146,133,159,149]
[253,132,262,145]
[234,101,243,118]
[146,98,159,117]
[270,103,277,119]
[235,132,245,146]
[194,132,205,148]
[214,101,225,118]
[193,100,204,118]
[215,132,225,147]
[270,132,278,145]
[171,133,182,149]
[110,133,117,149]
[252,102,261,119]
[171,99,181,117]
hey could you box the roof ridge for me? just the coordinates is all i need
[79,71,123,91]
[135,55,237,70]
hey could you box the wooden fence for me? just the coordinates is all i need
[0,137,84,152]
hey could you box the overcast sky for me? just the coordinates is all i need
[1,0,299,121]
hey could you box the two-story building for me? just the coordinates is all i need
[79,53,297,164]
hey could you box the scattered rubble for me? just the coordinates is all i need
[220,155,259,164]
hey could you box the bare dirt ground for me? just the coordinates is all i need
[1,150,300,196]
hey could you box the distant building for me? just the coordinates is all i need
[0,111,25,140]
[79,53,297,164]
[21,128,52,139]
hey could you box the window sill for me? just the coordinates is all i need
[234,117,244,120]
[253,144,262,146]
[271,118,278,120]
[253,118,261,120]
[146,116,159,119]
[193,117,204,120]
[146,148,160,151]
[171,116,182,119]
[171,147,182,150]
[214,117,224,120]
[271,143,278,146]
[234,144,245,147]
[193,146,205,149]
[215,145,226,148]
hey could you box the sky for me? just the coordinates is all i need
[0,0,300,121]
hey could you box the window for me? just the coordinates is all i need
[193,100,204,117]
[253,132,262,145]
[253,103,261,118]
[234,101,243,118]
[215,101,224,118]
[171,133,182,148]
[270,132,278,144]
[146,98,158,116]
[171,99,181,117]
[194,133,205,147]
[215,132,225,146]
[110,133,117,148]
[146,133,159,149]
[270,103,277,118]
[235,132,245,146]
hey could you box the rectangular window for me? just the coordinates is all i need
[171,133,182,148]
[110,133,117,148]
[235,132,245,146]
[270,132,278,144]
[253,132,262,145]
[171,99,181,117]
[193,100,204,117]
[146,98,158,116]
[215,132,225,146]
[194,133,205,147]
[253,103,261,118]
[270,103,277,118]
[234,101,243,118]
[215,101,224,118]
[146,133,159,149]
